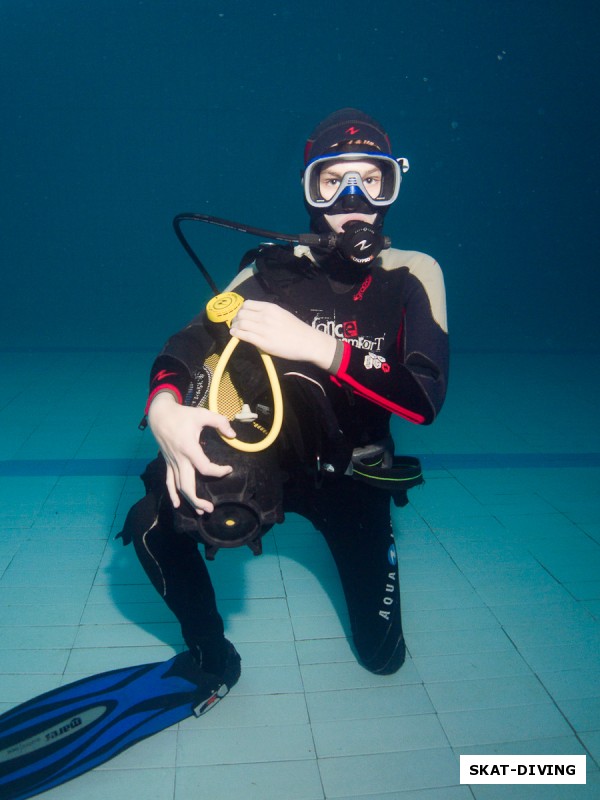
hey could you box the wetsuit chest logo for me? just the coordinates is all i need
[353,275,373,302]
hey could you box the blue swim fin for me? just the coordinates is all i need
[0,650,238,800]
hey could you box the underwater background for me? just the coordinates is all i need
[2,5,600,798]
[1,0,598,356]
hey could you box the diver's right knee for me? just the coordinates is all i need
[356,633,406,675]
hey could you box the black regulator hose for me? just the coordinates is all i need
[174,211,323,248]
[173,214,222,295]
[173,212,391,292]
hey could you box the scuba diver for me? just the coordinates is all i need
[120,108,449,699]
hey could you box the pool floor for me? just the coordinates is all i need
[1,351,599,799]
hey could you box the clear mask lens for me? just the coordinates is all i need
[304,153,408,209]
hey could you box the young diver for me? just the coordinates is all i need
[121,108,449,695]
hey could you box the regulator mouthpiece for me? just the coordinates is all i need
[297,222,390,265]
[336,221,388,264]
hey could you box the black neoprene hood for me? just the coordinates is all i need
[304,108,392,165]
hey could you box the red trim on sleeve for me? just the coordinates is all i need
[342,376,426,423]
[333,341,426,424]
[144,384,183,415]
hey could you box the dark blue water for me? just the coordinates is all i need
[2,1,598,353]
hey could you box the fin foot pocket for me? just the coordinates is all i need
[191,640,241,717]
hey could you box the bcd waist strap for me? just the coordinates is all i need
[349,442,423,507]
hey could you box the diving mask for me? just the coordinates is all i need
[303,152,409,210]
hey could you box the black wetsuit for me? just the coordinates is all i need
[124,246,449,676]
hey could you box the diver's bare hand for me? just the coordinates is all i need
[230,300,336,369]
[147,392,236,514]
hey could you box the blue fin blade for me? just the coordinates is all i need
[0,652,216,800]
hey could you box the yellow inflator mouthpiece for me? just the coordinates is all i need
[207,293,283,452]
[206,292,245,326]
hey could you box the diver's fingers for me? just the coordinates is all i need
[197,460,232,479]
[165,463,180,508]
[177,460,215,515]
[230,302,272,334]
[235,299,269,314]
[190,448,233,480]
[187,411,235,479]
[231,313,304,358]
[229,327,262,351]
[198,409,236,439]
[229,310,272,349]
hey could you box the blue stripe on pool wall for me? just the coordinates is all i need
[0,459,149,477]
[0,454,599,477]
[423,452,600,469]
